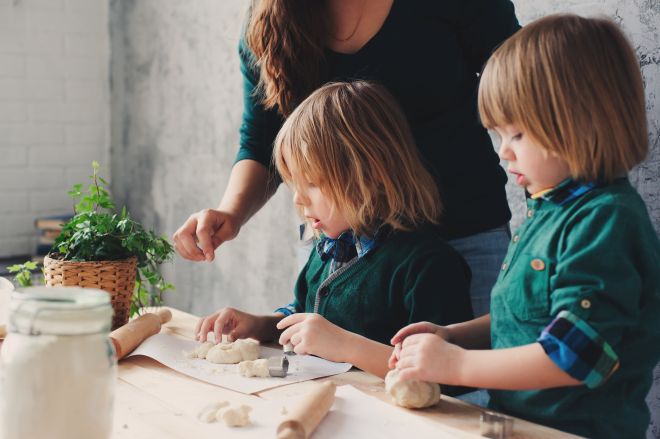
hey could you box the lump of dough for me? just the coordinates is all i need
[185,341,214,359]
[206,339,260,364]
[385,369,441,409]
[218,405,252,427]
[238,359,270,378]
[198,401,229,423]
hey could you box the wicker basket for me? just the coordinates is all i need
[43,255,138,330]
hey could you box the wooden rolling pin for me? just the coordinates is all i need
[277,381,336,439]
[109,308,172,360]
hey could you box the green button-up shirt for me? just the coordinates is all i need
[489,178,660,438]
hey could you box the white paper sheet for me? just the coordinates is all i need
[126,333,352,394]
[170,385,446,438]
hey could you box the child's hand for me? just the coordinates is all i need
[277,313,352,363]
[388,322,450,368]
[394,333,464,385]
[195,307,260,343]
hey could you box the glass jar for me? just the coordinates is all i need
[0,286,116,439]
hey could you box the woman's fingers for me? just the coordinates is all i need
[173,216,205,261]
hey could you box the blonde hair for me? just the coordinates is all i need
[273,81,441,236]
[478,14,648,182]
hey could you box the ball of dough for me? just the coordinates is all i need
[205,339,260,364]
[238,359,270,378]
[385,369,441,409]
[219,405,252,427]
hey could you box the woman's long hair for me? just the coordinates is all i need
[246,0,327,117]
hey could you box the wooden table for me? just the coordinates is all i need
[111,307,579,438]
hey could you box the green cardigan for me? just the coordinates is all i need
[489,179,660,438]
[292,228,473,346]
[237,0,520,239]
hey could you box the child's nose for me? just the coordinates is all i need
[293,191,306,206]
[498,142,513,161]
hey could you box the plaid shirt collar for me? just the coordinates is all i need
[531,179,599,206]
[316,228,384,262]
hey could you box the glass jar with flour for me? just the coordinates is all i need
[0,286,116,439]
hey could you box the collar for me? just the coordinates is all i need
[531,179,599,206]
[315,229,382,262]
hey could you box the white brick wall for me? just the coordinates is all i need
[0,0,109,258]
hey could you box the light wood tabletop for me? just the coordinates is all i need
[107,307,582,438]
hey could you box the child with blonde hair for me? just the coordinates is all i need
[195,80,473,378]
[390,14,660,438]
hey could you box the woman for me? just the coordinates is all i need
[173,0,520,318]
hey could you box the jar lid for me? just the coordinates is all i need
[9,286,113,335]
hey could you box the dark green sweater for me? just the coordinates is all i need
[292,228,473,346]
[237,0,520,239]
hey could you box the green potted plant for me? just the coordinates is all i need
[43,161,174,329]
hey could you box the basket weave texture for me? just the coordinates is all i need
[43,255,138,330]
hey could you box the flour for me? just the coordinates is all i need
[0,333,116,439]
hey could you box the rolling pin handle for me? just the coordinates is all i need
[156,308,172,324]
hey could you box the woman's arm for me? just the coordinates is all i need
[172,160,276,262]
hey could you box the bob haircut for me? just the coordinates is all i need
[478,14,648,182]
[273,80,441,236]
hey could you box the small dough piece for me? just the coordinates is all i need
[238,359,270,377]
[218,405,252,427]
[0,324,6,338]
[186,341,214,359]
[385,369,441,409]
[198,401,229,423]
[206,339,260,364]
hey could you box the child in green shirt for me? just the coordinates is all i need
[195,81,473,379]
[390,14,660,438]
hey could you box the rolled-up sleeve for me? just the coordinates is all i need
[538,310,619,388]
[542,205,642,387]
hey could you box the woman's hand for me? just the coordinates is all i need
[277,313,353,363]
[172,209,240,262]
[394,333,465,385]
[195,307,261,343]
[388,321,451,368]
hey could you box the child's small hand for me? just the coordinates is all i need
[277,313,351,363]
[394,333,464,385]
[388,322,450,368]
[195,307,260,343]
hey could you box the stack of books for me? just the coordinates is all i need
[33,214,72,261]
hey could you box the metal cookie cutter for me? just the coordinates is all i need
[283,342,296,355]
[480,410,514,439]
[267,356,289,377]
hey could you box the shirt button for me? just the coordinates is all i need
[531,258,545,271]
[527,209,534,218]
[513,235,520,243]
[501,262,508,271]
[581,299,592,309]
